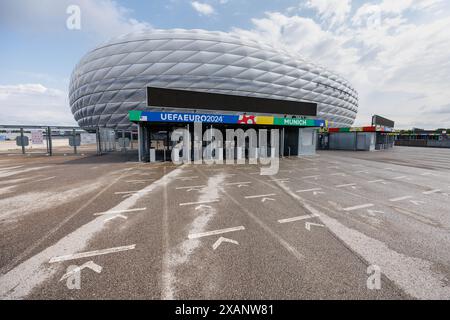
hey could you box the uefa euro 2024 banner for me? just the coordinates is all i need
[129,110,326,128]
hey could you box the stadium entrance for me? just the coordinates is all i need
[130,87,326,163]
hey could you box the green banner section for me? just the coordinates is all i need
[273,117,315,126]
[129,110,143,122]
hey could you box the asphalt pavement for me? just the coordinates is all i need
[1,146,450,299]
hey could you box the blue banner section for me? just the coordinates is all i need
[139,111,239,124]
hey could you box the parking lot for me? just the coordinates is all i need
[1,146,450,299]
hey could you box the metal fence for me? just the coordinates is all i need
[0,125,137,156]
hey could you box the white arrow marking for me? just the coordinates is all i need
[49,244,136,263]
[179,199,219,206]
[261,197,275,202]
[305,222,325,231]
[410,200,425,205]
[195,204,212,210]
[343,203,374,212]
[389,195,413,202]
[212,237,239,250]
[278,213,320,224]
[188,226,245,239]
[245,193,276,199]
[59,261,102,281]
[423,189,441,195]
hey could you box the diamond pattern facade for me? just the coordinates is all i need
[69,29,358,130]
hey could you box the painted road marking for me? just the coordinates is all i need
[410,200,425,205]
[179,199,219,206]
[59,261,102,281]
[305,222,325,231]
[114,190,141,195]
[125,179,154,183]
[368,179,389,184]
[225,181,251,187]
[303,175,320,180]
[355,170,369,174]
[393,176,407,180]
[343,203,374,212]
[49,244,136,263]
[296,188,322,193]
[195,204,212,210]
[421,172,436,176]
[188,226,245,239]
[367,209,385,216]
[93,208,146,216]
[175,185,206,190]
[389,195,413,202]
[330,172,346,176]
[278,213,320,224]
[261,197,275,202]
[336,183,357,188]
[245,193,277,199]
[423,189,441,195]
[212,237,239,250]
[34,176,56,182]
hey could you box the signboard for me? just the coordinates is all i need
[80,133,96,144]
[129,111,326,128]
[147,86,317,116]
[31,130,44,144]
[372,115,395,128]
[16,136,29,146]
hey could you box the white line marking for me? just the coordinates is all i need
[225,182,251,185]
[305,222,325,231]
[93,208,146,216]
[336,183,357,188]
[368,179,386,183]
[330,172,346,176]
[212,237,239,250]
[245,193,276,199]
[188,226,245,239]
[114,190,141,195]
[355,170,369,174]
[343,203,374,211]
[278,213,320,224]
[175,185,206,189]
[179,199,219,206]
[49,244,136,263]
[393,176,407,180]
[296,188,322,193]
[423,189,441,195]
[389,195,413,202]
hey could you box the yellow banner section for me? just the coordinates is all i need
[255,116,274,125]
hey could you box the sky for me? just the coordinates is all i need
[0,0,450,129]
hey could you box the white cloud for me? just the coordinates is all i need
[0,0,152,40]
[191,1,215,16]
[233,1,450,129]
[0,84,76,126]
[305,0,351,27]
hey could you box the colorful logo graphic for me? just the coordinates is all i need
[238,115,256,124]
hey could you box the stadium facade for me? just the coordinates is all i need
[68,29,358,161]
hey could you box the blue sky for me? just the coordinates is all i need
[1,0,450,128]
